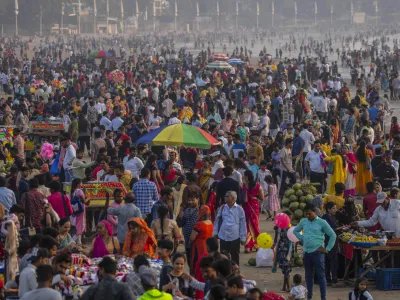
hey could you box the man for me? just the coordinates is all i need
[247,137,264,166]
[294,203,336,300]
[0,176,16,212]
[72,149,95,179]
[138,268,172,300]
[344,108,356,144]
[181,172,202,209]
[123,146,144,179]
[354,191,400,238]
[111,112,124,132]
[107,192,142,247]
[279,138,296,199]
[215,166,241,208]
[91,131,107,161]
[299,124,315,175]
[362,182,381,231]
[13,128,25,158]
[100,111,112,131]
[305,140,326,193]
[68,112,79,144]
[151,186,173,221]
[213,191,246,265]
[292,128,305,181]
[132,168,159,223]
[323,182,345,209]
[81,257,134,300]
[385,150,399,187]
[230,134,247,159]
[20,264,62,300]
[162,95,174,120]
[258,109,270,137]
[60,135,76,183]
[177,191,200,272]
[371,147,384,177]
[225,275,246,300]
[374,152,397,191]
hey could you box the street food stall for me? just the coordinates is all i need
[29,119,66,143]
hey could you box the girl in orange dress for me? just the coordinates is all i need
[190,205,214,276]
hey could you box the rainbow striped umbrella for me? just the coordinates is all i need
[137,124,218,149]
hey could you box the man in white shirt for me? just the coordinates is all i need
[299,124,316,176]
[111,112,124,132]
[61,136,76,183]
[305,141,326,193]
[100,111,112,131]
[94,98,106,114]
[123,147,144,179]
[318,92,329,121]
[258,109,270,137]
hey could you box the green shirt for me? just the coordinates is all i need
[293,216,336,253]
[69,120,79,140]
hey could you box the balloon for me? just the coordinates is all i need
[274,213,290,229]
[257,233,273,249]
[287,226,301,243]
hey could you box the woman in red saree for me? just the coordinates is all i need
[243,170,264,253]
[122,218,157,258]
[342,144,357,197]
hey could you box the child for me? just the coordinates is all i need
[272,210,294,292]
[349,277,373,300]
[162,253,194,299]
[264,175,280,220]
[288,274,307,300]
[158,239,174,290]
[246,288,263,300]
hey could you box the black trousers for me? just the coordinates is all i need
[310,171,325,194]
[78,136,90,153]
[220,238,240,265]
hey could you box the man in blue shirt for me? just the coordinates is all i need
[292,128,305,180]
[230,134,247,158]
[271,92,283,113]
[294,203,336,300]
[213,190,246,265]
[368,102,379,122]
[176,93,186,108]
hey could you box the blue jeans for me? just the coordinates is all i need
[64,169,74,183]
[303,251,326,300]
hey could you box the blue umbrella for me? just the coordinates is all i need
[228,58,245,65]
[137,126,167,144]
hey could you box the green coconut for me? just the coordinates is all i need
[295,190,304,197]
[293,183,302,190]
[289,202,300,211]
[282,198,290,206]
[299,196,307,203]
[294,257,303,267]
[299,203,306,210]
[311,187,317,194]
[289,195,298,202]
[285,189,295,197]
[305,194,314,202]
[294,209,304,219]
[248,258,256,266]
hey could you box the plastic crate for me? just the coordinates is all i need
[376,268,400,290]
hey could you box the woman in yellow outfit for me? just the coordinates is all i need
[354,141,373,195]
[324,148,346,195]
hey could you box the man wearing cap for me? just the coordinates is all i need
[138,268,172,300]
[374,151,397,191]
[353,191,400,238]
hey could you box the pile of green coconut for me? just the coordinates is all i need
[281,182,321,225]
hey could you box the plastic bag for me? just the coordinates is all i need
[256,248,274,267]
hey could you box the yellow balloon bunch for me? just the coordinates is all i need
[257,233,273,249]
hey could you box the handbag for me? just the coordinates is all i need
[71,195,84,215]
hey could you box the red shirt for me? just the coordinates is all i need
[362,193,381,231]
[48,192,73,219]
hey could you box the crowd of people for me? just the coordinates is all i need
[0,24,399,299]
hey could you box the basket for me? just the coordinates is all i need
[376,268,400,290]
[350,242,378,248]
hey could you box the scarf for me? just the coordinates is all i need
[122,218,157,258]
[346,152,357,174]
[92,220,113,258]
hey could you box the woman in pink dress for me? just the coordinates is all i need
[70,178,90,245]
[265,175,280,220]
[243,170,264,253]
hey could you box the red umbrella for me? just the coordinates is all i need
[96,50,112,58]
[212,53,229,61]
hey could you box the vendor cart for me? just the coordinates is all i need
[29,120,66,144]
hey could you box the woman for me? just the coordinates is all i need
[122,218,157,258]
[243,170,264,253]
[342,145,357,197]
[90,220,120,258]
[329,118,339,147]
[70,178,89,245]
[197,158,213,204]
[162,252,194,299]
[163,161,178,187]
[311,196,324,217]
[77,112,91,154]
[151,205,181,243]
[58,218,73,250]
[144,154,164,192]
[274,131,284,149]
[173,176,186,218]
[355,141,373,195]
[324,148,346,195]
[335,195,360,226]
[190,205,214,276]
